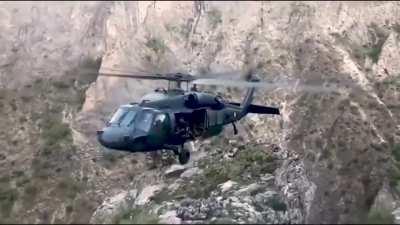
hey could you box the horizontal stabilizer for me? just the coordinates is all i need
[229,102,280,115]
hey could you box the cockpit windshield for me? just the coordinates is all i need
[108,106,155,132]
[109,107,129,124]
[120,110,138,127]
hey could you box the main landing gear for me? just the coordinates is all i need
[177,147,190,165]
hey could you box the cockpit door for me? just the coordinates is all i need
[148,113,171,146]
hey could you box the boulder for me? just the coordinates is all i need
[135,185,164,206]
[165,164,186,178]
[180,167,202,179]
[234,183,263,196]
[90,190,137,224]
[219,180,238,193]
[159,210,182,224]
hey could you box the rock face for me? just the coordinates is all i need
[0,1,399,224]
[90,190,137,224]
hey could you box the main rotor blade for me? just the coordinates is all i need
[195,70,245,80]
[192,78,353,93]
[99,65,248,82]
[98,72,169,80]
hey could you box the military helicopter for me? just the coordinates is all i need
[96,68,342,164]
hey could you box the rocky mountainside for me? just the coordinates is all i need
[0,1,399,224]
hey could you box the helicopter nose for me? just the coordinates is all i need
[97,127,126,149]
[97,130,107,147]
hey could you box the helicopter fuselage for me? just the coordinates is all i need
[97,89,241,152]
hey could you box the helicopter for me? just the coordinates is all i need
[95,67,347,164]
[95,68,285,165]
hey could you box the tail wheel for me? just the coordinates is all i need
[178,148,190,165]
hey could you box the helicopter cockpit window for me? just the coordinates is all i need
[120,110,138,127]
[109,107,128,124]
[136,111,154,132]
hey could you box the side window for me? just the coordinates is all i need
[154,114,166,127]
[207,110,217,126]
[136,111,154,132]
[217,111,224,124]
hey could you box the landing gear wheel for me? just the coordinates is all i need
[178,148,190,165]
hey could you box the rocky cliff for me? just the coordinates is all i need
[0,1,399,224]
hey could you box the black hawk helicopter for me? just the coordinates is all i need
[96,68,340,164]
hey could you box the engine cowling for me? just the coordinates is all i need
[184,93,224,110]
[184,93,199,108]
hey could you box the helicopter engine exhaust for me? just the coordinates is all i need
[184,93,224,110]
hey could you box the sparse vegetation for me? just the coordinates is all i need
[175,144,278,199]
[365,208,395,224]
[364,24,388,63]
[392,23,400,34]
[389,144,400,190]
[56,177,83,199]
[165,24,180,33]
[32,157,54,179]
[0,55,100,222]
[381,76,400,89]
[114,206,159,224]
[41,119,72,147]
[70,196,97,223]
[334,23,388,65]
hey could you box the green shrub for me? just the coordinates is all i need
[23,183,39,207]
[207,9,222,29]
[16,176,30,186]
[66,205,73,214]
[389,144,400,189]
[76,90,87,110]
[392,144,400,161]
[268,197,287,212]
[365,46,383,64]
[0,186,18,218]
[364,24,387,64]
[24,183,38,197]
[145,38,167,55]
[52,80,70,89]
[0,176,10,184]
